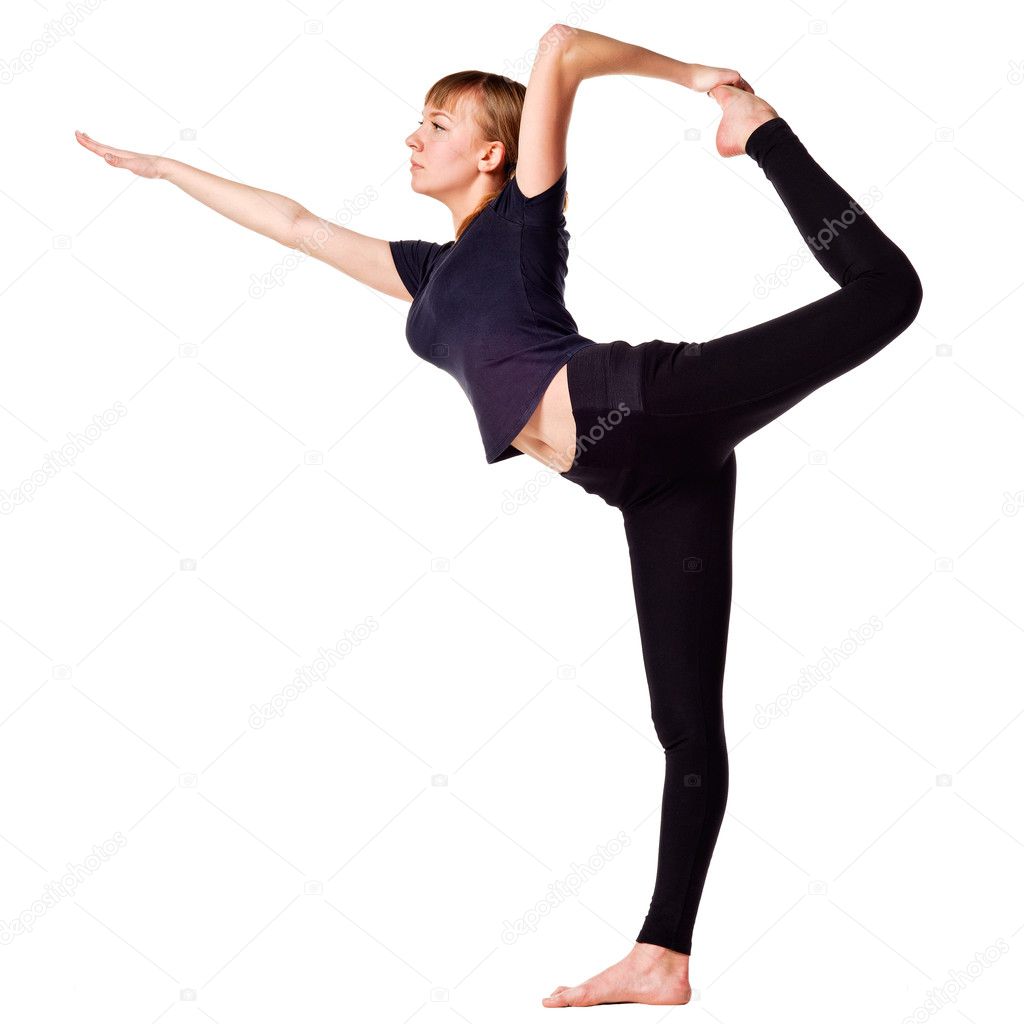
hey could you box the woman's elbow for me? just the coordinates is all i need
[539,23,576,62]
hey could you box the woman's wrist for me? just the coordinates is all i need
[156,156,177,182]
[671,62,695,89]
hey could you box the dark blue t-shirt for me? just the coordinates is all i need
[390,165,597,463]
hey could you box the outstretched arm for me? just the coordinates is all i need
[75,130,408,299]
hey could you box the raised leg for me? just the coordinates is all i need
[641,114,923,447]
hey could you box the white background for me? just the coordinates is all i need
[1,0,1021,1020]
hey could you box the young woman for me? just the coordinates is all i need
[76,24,923,1009]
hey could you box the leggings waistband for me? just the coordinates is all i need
[566,340,647,414]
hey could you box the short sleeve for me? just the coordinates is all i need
[389,239,449,299]
[491,165,568,229]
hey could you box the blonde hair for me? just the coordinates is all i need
[423,70,569,240]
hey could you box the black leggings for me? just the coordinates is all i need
[559,116,923,956]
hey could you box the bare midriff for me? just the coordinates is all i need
[509,362,578,473]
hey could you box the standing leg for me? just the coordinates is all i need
[623,453,737,955]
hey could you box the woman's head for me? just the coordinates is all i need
[404,70,568,239]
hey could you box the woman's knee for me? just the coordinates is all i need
[889,258,923,334]
[853,255,922,342]
[874,253,923,337]
[650,701,723,754]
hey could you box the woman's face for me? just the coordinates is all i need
[404,98,491,195]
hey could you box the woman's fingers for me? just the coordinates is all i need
[75,131,109,156]
[706,76,755,98]
[690,65,755,95]
[75,130,134,160]
[75,131,161,177]
[76,131,117,154]
[725,70,753,92]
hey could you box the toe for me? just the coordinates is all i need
[545,985,590,1007]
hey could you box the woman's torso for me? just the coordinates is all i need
[510,363,576,472]
[393,165,594,464]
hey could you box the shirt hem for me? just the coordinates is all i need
[484,336,599,464]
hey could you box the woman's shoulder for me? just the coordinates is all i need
[491,164,568,229]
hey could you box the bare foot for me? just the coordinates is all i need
[541,942,691,1008]
[708,83,780,157]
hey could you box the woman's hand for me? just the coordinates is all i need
[681,64,753,95]
[75,130,164,178]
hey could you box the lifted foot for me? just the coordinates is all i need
[708,83,780,157]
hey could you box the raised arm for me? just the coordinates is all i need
[512,26,580,200]
[558,25,752,93]
[515,24,752,199]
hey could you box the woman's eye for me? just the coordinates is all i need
[416,121,445,132]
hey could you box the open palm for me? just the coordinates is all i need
[74,130,162,178]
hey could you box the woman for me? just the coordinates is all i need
[75,25,922,1009]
